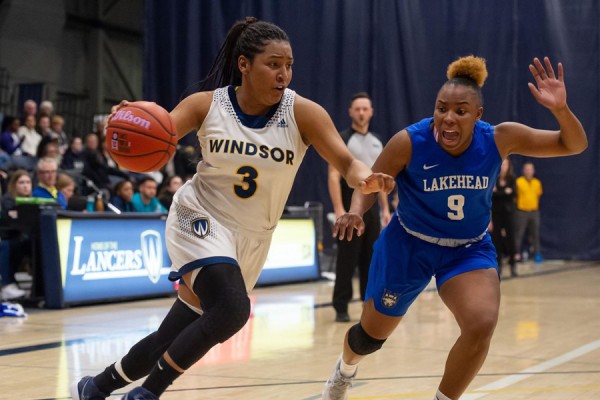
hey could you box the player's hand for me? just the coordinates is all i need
[528,57,567,113]
[359,172,395,194]
[108,100,131,120]
[333,212,364,241]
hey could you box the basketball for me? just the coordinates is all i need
[105,101,177,173]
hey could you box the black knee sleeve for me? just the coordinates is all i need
[166,263,250,370]
[347,323,386,355]
[193,263,251,343]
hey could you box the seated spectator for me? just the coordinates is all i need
[35,115,54,158]
[49,115,68,154]
[18,115,42,157]
[93,114,108,137]
[36,115,52,138]
[0,148,9,169]
[57,173,76,204]
[158,175,183,211]
[31,157,67,209]
[0,117,24,156]
[1,169,32,216]
[174,144,199,181]
[21,99,37,122]
[131,176,167,213]
[60,136,84,173]
[82,132,128,196]
[110,179,135,212]
[39,100,54,118]
[38,140,62,166]
[0,169,32,300]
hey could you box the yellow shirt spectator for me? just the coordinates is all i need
[516,176,542,211]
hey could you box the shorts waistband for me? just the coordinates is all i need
[397,215,486,247]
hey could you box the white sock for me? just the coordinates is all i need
[338,354,358,378]
[434,389,452,400]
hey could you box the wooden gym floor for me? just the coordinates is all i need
[1,259,599,399]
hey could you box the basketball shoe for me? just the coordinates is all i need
[71,376,109,400]
[322,358,356,400]
[121,386,159,399]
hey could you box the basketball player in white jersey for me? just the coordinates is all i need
[72,17,394,400]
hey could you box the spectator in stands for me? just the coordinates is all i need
[1,169,32,219]
[0,117,24,156]
[158,175,183,211]
[173,144,199,181]
[18,115,42,157]
[49,115,68,154]
[82,132,128,197]
[39,100,54,118]
[93,114,108,137]
[110,179,135,212]
[0,148,8,169]
[21,99,37,122]
[60,136,84,173]
[0,169,32,300]
[57,173,76,205]
[514,161,544,263]
[36,115,54,158]
[131,176,166,213]
[37,115,51,138]
[38,141,61,165]
[32,157,67,209]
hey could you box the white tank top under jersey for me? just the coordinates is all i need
[184,86,308,235]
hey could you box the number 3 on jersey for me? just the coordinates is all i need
[447,194,465,220]
[234,165,258,199]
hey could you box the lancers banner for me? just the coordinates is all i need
[56,218,174,304]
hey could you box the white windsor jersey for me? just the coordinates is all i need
[190,87,308,234]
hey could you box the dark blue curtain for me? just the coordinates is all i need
[144,0,599,260]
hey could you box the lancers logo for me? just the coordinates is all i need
[192,217,211,238]
[69,230,165,284]
[381,289,400,308]
[141,230,163,284]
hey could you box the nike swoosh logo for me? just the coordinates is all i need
[157,361,164,371]
[423,164,440,170]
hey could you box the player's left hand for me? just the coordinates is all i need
[333,212,364,241]
[360,172,395,195]
[528,57,567,113]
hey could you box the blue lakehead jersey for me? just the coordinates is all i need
[396,117,502,240]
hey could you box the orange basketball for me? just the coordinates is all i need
[105,101,177,173]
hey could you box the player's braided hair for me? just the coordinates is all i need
[196,17,289,92]
[445,55,487,105]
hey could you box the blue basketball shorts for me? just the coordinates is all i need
[365,216,498,317]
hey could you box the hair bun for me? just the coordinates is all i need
[447,55,488,87]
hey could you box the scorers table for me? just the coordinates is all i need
[36,207,320,308]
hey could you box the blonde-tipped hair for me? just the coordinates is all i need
[447,55,488,87]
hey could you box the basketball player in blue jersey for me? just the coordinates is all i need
[323,55,587,400]
[71,17,394,400]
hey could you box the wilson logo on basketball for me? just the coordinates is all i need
[112,110,151,130]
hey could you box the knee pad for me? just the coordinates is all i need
[347,323,386,355]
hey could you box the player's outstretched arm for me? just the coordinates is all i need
[495,57,587,158]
